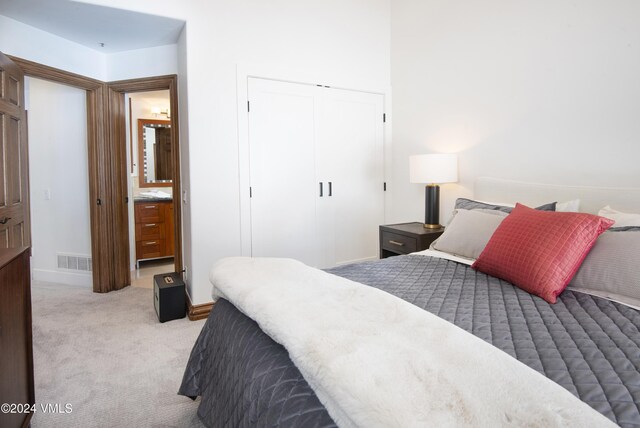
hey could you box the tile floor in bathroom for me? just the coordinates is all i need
[131,258,175,289]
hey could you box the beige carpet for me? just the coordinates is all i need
[30,281,206,428]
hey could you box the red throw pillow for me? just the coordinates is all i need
[472,203,614,303]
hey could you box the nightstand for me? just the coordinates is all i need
[379,222,444,259]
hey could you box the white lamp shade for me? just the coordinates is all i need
[410,153,458,184]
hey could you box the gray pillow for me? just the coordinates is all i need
[569,230,640,308]
[454,198,557,213]
[431,209,508,260]
[610,226,640,232]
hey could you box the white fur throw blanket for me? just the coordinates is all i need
[210,257,614,427]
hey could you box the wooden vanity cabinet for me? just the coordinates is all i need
[134,200,174,263]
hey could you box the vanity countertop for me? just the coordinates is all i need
[133,196,173,203]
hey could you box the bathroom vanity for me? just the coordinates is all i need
[134,198,174,266]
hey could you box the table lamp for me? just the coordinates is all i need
[410,153,458,229]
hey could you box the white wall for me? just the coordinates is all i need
[390,0,640,224]
[78,0,392,304]
[107,44,178,81]
[0,15,106,80]
[27,78,92,286]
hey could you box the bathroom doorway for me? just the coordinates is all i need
[125,90,174,288]
[108,76,182,290]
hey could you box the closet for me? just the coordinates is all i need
[247,78,385,268]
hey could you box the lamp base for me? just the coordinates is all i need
[423,223,442,229]
[424,184,440,228]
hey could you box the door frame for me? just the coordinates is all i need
[9,56,119,292]
[9,56,182,292]
[107,76,182,276]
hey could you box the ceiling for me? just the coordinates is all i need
[0,0,185,53]
[129,90,170,110]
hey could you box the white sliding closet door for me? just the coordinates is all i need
[248,78,321,266]
[317,88,385,266]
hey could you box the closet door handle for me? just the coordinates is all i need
[328,182,332,197]
[319,182,323,197]
[0,217,11,225]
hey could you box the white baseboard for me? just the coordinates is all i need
[32,269,92,287]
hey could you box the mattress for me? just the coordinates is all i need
[180,255,640,427]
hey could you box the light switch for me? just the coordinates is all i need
[44,189,51,200]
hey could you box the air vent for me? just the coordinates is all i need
[57,253,92,272]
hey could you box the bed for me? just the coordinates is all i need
[179,178,640,427]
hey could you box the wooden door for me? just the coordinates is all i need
[107,87,130,290]
[247,78,322,266]
[0,52,30,248]
[317,88,385,266]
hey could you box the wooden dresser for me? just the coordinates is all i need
[0,247,34,428]
[134,200,174,265]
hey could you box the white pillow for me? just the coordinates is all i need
[431,209,508,261]
[598,206,640,228]
[556,199,580,212]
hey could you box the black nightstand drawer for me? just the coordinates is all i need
[379,222,444,259]
[381,231,417,254]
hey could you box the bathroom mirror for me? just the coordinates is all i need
[138,119,172,187]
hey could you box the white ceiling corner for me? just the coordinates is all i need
[0,0,185,53]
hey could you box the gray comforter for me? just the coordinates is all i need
[180,255,640,427]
